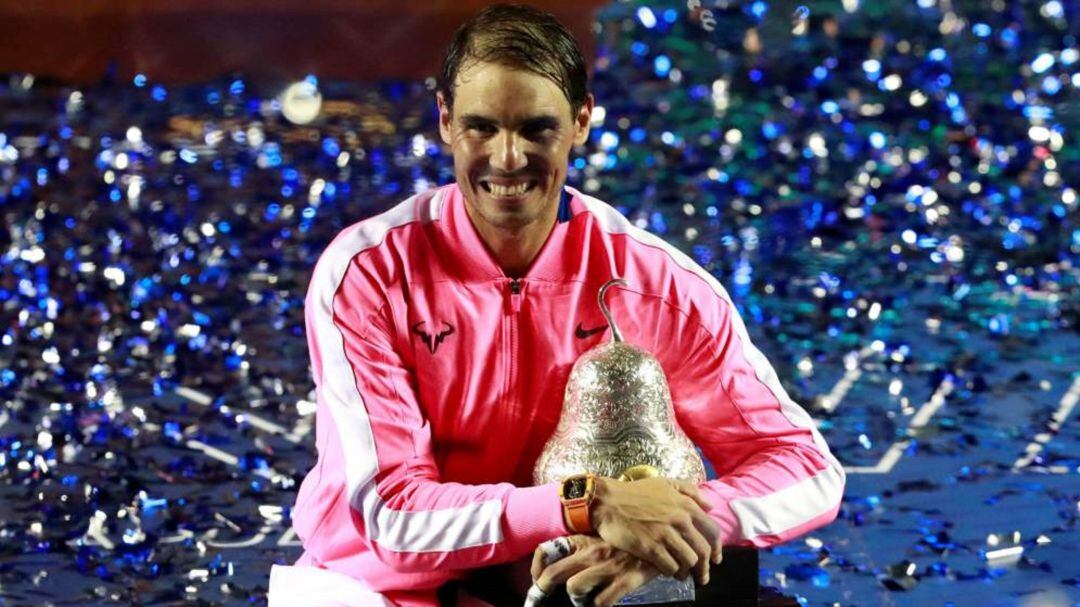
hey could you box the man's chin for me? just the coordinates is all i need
[481,210,537,231]
[464,197,535,228]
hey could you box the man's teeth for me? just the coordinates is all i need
[487,182,530,197]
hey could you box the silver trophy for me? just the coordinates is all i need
[534,279,707,604]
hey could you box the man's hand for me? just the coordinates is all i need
[531,535,662,607]
[589,476,721,582]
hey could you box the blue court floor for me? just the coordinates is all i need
[2,1,1079,605]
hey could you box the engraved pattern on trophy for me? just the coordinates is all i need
[535,278,706,486]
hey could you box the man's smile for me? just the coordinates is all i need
[479,178,539,198]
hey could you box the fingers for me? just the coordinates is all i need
[590,565,657,607]
[672,481,723,566]
[694,554,710,588]
[662,529,699,580]
[524,583,548,607]
[535,549,605,594]
[541,536,575,566]
[688,507,723,565]
[532,536,577,592]
[530,544,545,581]
[675,517,712,585]
[534,539,661,607]
[637,539,680,577]
[533,535,597,580]
[565,562,613,606]
[592,576,646,607]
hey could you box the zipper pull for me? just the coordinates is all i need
[509,279,523,313]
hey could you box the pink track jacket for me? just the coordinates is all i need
[290,183,845,606]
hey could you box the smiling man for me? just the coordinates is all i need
[437,51,584,278]
[270,4,844,606]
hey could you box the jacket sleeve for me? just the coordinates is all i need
[297,251,571,574]
[672,296,846,548]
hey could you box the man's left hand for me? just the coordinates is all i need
[531,535,665,607]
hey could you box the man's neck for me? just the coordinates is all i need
[465,204,558,279]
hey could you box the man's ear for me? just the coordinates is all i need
[572,93,595,146]
[436,91,453,146]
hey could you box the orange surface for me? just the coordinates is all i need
[0,0,606,84]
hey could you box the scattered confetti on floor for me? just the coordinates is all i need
[1,1,1078,605]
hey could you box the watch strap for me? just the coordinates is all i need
[565,498,593,534]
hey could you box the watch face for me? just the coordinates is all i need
[564,477,588,500]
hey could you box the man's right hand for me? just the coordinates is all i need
[589,476,722,584]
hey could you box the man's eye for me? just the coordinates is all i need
[523,126,553,139]
[468,124,497,135]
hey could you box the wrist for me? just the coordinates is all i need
[559,473,598,534]
[588,476,609,530]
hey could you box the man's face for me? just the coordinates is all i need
[438,61,592,234]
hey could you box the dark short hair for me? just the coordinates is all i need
[438,3,589,116]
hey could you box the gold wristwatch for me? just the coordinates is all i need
[559,473,596,534]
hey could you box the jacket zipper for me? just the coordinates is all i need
[509,279,523,311]
[504,279,523,424]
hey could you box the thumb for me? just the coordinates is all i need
[566,535,589,552]
[530,546,545,581]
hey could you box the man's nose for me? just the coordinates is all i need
[490,130,527,172]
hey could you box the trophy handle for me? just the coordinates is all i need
[598,278,628,343]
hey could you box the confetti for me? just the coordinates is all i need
[1,1,1079,605]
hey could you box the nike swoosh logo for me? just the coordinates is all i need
[575,322,608,339]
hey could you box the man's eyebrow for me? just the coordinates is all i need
[459,114,498,128]
[458,114,562,130]
[520,116,562,131]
